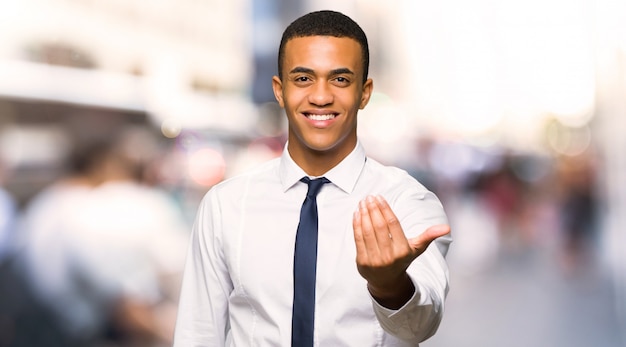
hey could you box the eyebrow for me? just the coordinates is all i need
[288,66,355,77]
[329,68,355,76]
[289,66,315,75]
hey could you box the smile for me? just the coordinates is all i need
[306,114,336,121]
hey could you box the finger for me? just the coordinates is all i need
[373,195,405,242]
[353,209,368,263]
[365,196,394,249]
[358,199,381,258]
[407,224,451,254]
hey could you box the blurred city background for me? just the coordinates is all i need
[0,0,625,346]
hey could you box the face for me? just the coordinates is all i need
[272,36,373,172]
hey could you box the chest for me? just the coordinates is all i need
[221,189,365,302]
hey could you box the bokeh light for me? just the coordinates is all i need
[161,118,182,138]
[187,148,226,187]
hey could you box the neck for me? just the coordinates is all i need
[294,152,339,177]
[288,141,356,177]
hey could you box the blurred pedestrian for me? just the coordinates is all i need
[0,156,16,263]
[174,10,451,346]
[0,155,19,346]
[18,128,188,346]
[556,152,599,272]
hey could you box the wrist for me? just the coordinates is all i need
[367,273,415,309]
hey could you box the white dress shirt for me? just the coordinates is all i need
[19,181,189,340]
[174,141,451,346]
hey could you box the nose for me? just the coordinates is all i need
[308,81,333,106]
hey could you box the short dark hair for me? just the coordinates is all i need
[277,10,369,84]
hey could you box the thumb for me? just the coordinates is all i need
[408,224,451,254]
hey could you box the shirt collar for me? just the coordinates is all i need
[279,141,366,194]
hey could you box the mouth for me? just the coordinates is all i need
[304,113,337,121]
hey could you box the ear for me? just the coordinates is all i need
[272,75,285,108]
[359,78,374,109]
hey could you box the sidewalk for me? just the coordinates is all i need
[424,244,625,347]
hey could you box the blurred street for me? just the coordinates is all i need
[425,243,624,347]
[1,0,626,346]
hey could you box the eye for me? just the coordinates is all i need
[292,75,314,86]
[332,76,351,86]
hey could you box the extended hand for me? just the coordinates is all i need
[353,195,450,308]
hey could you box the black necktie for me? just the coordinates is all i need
[292,177,329,347]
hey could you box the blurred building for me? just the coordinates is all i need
[0,0,259,205]
[0,0,409,206]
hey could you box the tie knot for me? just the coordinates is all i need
[301,177,329,198]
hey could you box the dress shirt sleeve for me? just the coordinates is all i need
[173,189,233,346]
[371,185,452,343]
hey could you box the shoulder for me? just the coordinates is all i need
[363,157,430,194]
[23,183,90,219]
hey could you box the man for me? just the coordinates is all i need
[18,131,188,346]
[174,10,451,346]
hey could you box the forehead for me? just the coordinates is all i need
[283,36,363,72]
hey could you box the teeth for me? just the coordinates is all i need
[308,114,335,121]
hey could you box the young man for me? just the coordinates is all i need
[173,10,452,346]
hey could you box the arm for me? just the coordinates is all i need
[353,191,451,342]
[173,190,232,346]
[110,296,178,345]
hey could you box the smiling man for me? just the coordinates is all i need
[173,10,452,346]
